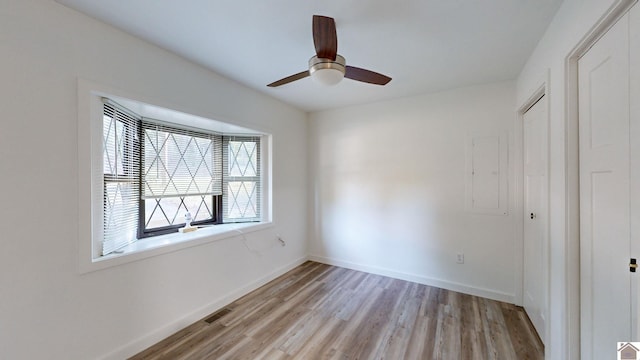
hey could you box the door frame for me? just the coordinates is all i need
[566,0,638,358]
[516,70,550,349]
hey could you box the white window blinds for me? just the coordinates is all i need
[102,101,140,255]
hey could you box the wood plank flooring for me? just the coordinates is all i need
[130,261,543,360]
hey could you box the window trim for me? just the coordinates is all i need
[78,79,272,274]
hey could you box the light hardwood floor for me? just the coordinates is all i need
[130,261,543,359]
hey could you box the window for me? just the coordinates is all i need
[102,103,140,255]
[100,99,263,256]
[141,121,222,237]
[223,136,261,222]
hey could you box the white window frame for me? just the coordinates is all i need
[77,79,272,274]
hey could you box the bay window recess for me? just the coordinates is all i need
[100,99,263,257]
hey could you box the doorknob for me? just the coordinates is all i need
[530,213,536,219]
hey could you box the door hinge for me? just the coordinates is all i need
[630,258,637,272]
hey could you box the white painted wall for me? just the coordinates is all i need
[516,0,631,359]
[2,0,627,359]
[308,81,518,302]
[0,1,307,359]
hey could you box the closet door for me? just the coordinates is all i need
[578,10,632,360]
[523,94,548,344]
[630,1,640,342]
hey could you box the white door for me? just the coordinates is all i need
[630,3,640,342]
[523,94,548,344]
[578,10,632,360]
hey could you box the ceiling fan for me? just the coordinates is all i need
[267,15,392,87]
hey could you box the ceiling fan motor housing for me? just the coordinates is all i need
[309,55,346,85]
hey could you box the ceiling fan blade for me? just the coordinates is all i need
[345,66,392,85]
[267,70,310,87]
[313,15,337,60]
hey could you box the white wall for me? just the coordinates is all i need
[308,81,518,302]
[0,1,307,359]
[2,0,626,358]
[516,0,631,359]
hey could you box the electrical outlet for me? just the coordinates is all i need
[456,253,464,264]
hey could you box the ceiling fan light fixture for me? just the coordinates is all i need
[267,16,391,87]
[309,55,346,85]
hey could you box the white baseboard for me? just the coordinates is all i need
[99,255,309,360]
[308,255,515,304]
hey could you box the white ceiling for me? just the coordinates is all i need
[56,0,563,112]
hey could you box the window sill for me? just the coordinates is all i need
[80,222,273,274]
